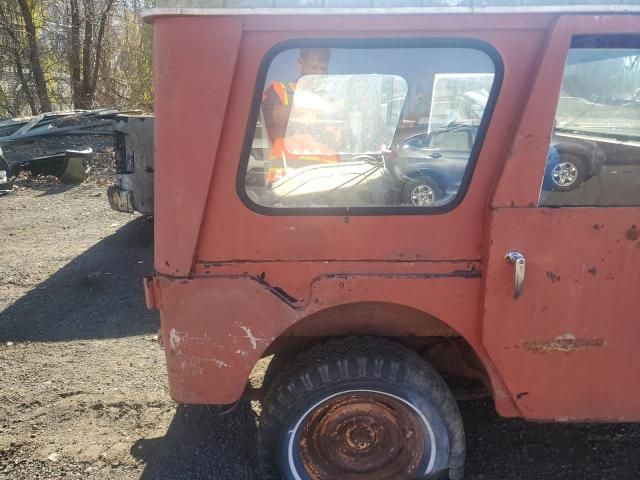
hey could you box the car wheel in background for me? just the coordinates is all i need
[549,153,585,192]
[402,175,444,206]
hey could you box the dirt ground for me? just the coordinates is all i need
[1,160,640,479]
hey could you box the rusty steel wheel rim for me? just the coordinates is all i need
[294,390,433,480]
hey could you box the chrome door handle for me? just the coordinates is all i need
[504,251,526,299]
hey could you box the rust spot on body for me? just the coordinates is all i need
[625,225,640,241]
[587,267,597,276]
[545,271,561,284]
[523,334,606,354]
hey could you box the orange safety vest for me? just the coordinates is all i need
[266,81,338,184]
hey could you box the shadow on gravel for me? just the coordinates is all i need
[11,181,76,196]
[0,215,158,342]
[34,184,75,196]
[132,403,260,480]
[462,399,640,479]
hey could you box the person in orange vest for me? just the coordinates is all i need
[261,48,338,185]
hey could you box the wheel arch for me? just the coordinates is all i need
[259,301,497,400]
[411,167,450,191]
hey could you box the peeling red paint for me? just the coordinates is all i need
[625,225,640,241]
[522,334,606,354]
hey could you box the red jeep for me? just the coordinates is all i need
[143,5,640,479]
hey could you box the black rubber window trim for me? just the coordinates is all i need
[236,37,504,217]
[571,34,640,49]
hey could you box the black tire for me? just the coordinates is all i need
[549,153,585,192]
[402,175,444,206]
[261,346,304,392]
[258,337,465,480]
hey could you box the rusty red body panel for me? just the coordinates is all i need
[147,10,640,423]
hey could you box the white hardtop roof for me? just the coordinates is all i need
[144,2,640,19]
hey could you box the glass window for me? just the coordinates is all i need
[241,43,499,211]
[540,36,640,207]
[430,130,471,151]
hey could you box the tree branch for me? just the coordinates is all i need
[90,0,115,99]
[16,0,52,111]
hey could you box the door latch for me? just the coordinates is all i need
[504,251,526,299]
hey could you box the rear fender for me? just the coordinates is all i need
[155,273,516,416]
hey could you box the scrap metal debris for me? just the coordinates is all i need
[0,109,139,192]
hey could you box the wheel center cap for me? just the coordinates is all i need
[349,427,375,450]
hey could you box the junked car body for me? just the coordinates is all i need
[0,146,12,194]
[0,109,134,193]
[107,115,155,214]
[0,143,92,190]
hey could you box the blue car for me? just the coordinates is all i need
[390,123,604,206]
[390,124,474,206]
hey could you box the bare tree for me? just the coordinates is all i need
[2,21,38,114]
[0,0,154,117]
[69,0,115,109]
[0,0,45,115]
[16,0,51,111]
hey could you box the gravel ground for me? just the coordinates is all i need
[1,163,639,479]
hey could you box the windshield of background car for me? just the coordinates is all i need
[240,43,499,212]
